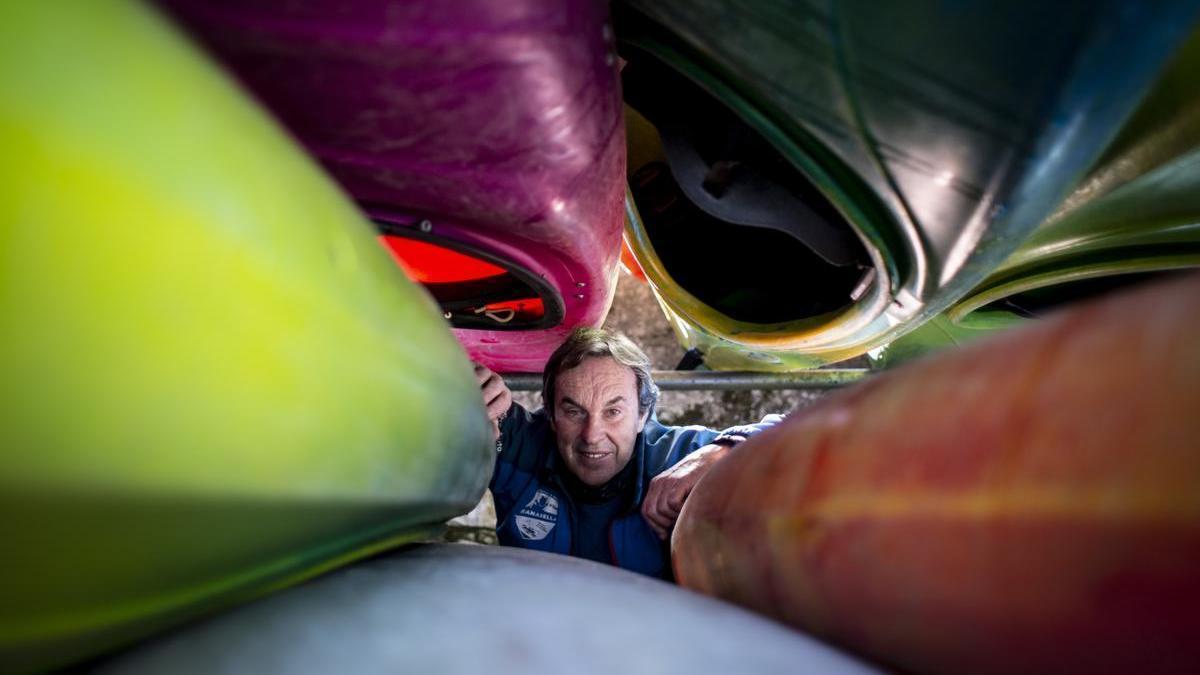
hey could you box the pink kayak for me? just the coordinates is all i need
[164,0,627,371]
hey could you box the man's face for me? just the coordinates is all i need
[552,356,649,487]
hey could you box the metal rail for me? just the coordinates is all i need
[501,369,870,392]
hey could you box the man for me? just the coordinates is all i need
[474,327,779,579]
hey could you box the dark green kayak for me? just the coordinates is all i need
[885,27,1200,365]
[617,0,1199,370]
[950,27,1200,321]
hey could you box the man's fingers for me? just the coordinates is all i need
[481,376,509,412]
[656,486,682,539]
[473,362,512,421]
[641,481,670,534]
[487,394,511,421]
[665,481,694,514]
[644,460,713,539]
[642,476,682,540]
[658,482,680,520]
[645,507,669,540]
[655,477,695,537]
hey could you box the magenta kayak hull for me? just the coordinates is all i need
[369,206,621,373]
[164,0,627,371]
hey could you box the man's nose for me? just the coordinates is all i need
[581,414,605,444]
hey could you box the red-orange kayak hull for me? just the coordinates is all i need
[674,275,1200,674]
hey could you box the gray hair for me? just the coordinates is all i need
[542,327,658,418]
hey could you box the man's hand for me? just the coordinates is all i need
[641,442,736,540]
[474,363,512,443]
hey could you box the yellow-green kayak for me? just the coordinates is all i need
[0,3,492,671]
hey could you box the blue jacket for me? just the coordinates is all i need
[490,403,779,579]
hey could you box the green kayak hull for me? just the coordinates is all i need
[951,28,1200,321]
[0,3,492,672]
[618,0,1198,371]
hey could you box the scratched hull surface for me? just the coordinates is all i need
[673,274,1200,674]
[101,544,880,675]
[165,0,627,372]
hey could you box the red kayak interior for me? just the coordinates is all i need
[379,234,555,330]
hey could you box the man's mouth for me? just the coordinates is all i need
[574,445,613,462]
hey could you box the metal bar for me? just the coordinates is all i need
[502,369,870,392]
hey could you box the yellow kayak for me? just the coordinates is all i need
[0,3,492,671]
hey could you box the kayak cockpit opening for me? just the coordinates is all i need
[377,225,564,331]
[622,53,872,325]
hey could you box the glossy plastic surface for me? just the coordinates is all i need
[674,275,1200,675]
[165,0,628,372]
[620,0,1199,369]
[101,544,880,675]
[950,29,1200,320]
[0,4,492,671]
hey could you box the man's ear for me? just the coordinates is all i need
[636,407,649,433]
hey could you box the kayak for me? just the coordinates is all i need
[617,0,1200,370]
[886,28,1200,367]
[673,274,1200,674]
[949,27,1200,323]
[164,0,628,373]
[864,311,1027,369]
[99,544,880,675]
[0,3,492,672]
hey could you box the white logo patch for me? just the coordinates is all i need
[514,489,559,541]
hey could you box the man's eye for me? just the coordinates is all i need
[605,408,621,418]
[564,408,581,418]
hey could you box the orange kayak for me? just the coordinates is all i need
[674,274,1200,674]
